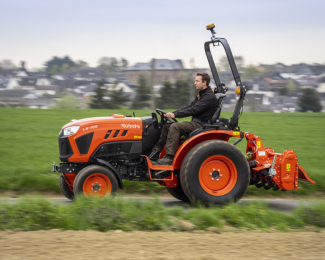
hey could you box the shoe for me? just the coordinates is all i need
[156,155,174,165]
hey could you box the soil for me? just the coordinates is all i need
[0,230,324,260]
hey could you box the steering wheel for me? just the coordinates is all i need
[156,109,178,125]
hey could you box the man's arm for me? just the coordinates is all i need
[172,97,197,118]
[173,96,215,118]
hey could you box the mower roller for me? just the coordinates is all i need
[52,24,315,204]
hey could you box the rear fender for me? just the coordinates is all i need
[173,130,244,169]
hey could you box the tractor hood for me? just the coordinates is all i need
[62,115,141,129]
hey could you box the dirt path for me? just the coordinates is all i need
[0,230,324,260]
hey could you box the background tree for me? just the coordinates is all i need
[0,59,17,69]
[120,58,129,70]
[76,60,88,68]
[157,81,174,109]
[278,87,288,96]
[51,94,79,109]
[242,65,260,79]
[218,55,244,72]
[156,79,193,109]
[108,82,130,108]
[298,88,322,112]
[61,63,71,73]
[44,56,76,74]
[286,80,296,92]
[132,75,151,109]
[89,80,111,109]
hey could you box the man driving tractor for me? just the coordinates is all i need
[153,72,218,165]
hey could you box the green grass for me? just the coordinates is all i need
[0,197,324,232]
[0,108,324,196]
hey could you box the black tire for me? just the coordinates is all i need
[166,177,190,202]
[180,140,250,205]
[59,173,74,200]
[73,165,118,198]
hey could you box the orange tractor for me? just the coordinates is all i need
[52,24,315,204]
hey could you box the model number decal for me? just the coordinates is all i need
[83,125,98,131]
[122,124,140,129]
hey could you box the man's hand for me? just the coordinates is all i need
[166,112,175,119]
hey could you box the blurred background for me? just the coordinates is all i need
[0,0,324,112]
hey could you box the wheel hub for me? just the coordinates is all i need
[199,155,238,196]
[212,171,220,178]
[92,183,100,191]
[83,174,111,198]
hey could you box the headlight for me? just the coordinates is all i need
[63,126,80,136]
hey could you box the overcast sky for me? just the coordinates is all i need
[1,0,324,69]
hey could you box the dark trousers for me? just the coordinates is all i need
[154,121,202,156]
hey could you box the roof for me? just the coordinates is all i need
[19,77,37,87]
[0,76,11,88]
[59,67,105,78]
[34,85,59,91]
[127,62,151,71]
[0,89,30,97]
[154,59,183,70]
[28,72,49,78]
[127,59,184,71]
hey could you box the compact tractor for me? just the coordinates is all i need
[52,24,315,204]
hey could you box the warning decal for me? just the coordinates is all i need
[287,164,291,171]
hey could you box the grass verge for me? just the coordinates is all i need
[0,198,324,232]
[0,108,324,197]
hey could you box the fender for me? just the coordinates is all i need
[173,130,244,169]
[96,158,124,190]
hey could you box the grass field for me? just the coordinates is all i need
[0,108,324,197]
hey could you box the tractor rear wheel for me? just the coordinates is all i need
[59,173,74,200]
[165,177,190,202]
[73,165,118,198]
[180,140,250,205]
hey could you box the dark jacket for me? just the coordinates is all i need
[173,86,218,124]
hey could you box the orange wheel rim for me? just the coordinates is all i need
[83,173,112,198]
[199,155,237,196]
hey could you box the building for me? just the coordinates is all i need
[126,59,185,85]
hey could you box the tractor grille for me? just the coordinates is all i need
[58,130,73,162]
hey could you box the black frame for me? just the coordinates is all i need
[204,38,245,130]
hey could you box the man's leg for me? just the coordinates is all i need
[157,121,201,165]
[153,123,172,151]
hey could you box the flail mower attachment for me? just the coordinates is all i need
[245,133,315,191]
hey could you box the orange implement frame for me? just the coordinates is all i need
[245,132,315,190]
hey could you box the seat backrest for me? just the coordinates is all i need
[211,93,227,123]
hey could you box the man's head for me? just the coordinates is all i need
[195,72,210,91]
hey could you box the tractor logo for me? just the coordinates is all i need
[121,124,140,129]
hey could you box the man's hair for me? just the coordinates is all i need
[196,72,210,86]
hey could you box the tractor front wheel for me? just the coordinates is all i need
[73,165,118,198]
[180,140,250,205]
